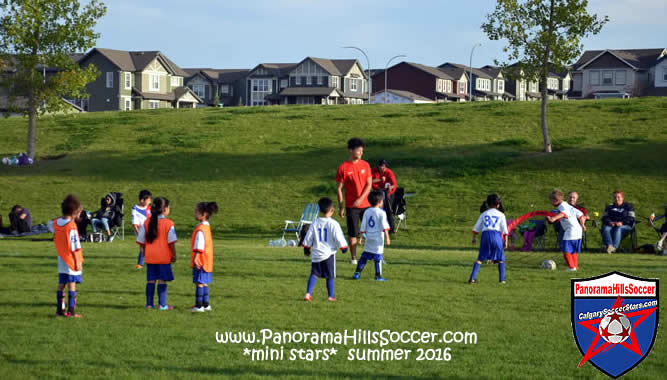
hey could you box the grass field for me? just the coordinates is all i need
[0,98,666,379]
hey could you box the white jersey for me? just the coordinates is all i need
[131,205,150,227]
[48,218,82,275]
[558,201,584,240]
[473,208,508,235]
[361,207,390,254]
[302,217,348,263]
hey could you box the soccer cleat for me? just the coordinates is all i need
[352,272,361,280]
[500,281,506,284]
[375,277,388,282]
[351,259,358,265]
[108,235,115,242]
[158,305,174,311]
[191,306,205,313]
[304,293,312,302]
[136,264,143,269]
[328,297,336,302]
[145,305,154,309]
[203,305,212,311]
[55,311,66,317]
[606,245,615,254]
[65,312,82,318]
[657,241,663,251]
[566,267,578,272]
[468,279,477,284]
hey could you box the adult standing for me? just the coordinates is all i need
[601,190,635,254]
[336,138,372,265]
[372,159,397,233]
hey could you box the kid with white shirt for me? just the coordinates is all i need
[546,189,586,271]
[132,189,152,269]
[353,191,391,281]
[469,194,508,284]
[302,197,348,302]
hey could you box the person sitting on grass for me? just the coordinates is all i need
[302,197,348,302]
[546,189,586,272]
[469,194,508,284]
[9,205,32,234]
[353,191,391,281]
[90,193,117,241]
[601,190,635,254]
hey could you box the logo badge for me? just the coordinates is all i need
[572,272,658,378]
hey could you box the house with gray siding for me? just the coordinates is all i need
[77,48,201,111]
[439,63,500,101]
[183,68,249,107]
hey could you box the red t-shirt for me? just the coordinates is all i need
[336,160,372,208]
[371,167,397,195]
[573,204,588,216]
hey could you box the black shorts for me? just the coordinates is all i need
[311,255,336,279]
[660,223,667,234]
[346,207,367,238]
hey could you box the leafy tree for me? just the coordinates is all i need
[482,0,607,152]
[0,0,107,159]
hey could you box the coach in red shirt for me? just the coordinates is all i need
[372,159,397,232]
[336,137,372,264]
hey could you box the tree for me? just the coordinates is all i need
[0,0,107,159]
[482,0,607,152]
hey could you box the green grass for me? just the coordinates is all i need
[0,98,666,379]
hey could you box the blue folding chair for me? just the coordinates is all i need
[281,203,320,242]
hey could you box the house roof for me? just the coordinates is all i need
[397,62,454,80]
[573,49,667,70]
[248,63,298,77]
[293,57,364,77]
[439,62,492,79]
[183,68,249,83]
[436,65,468,81]
[480,65,503,78]
[279,87,341,97]
[375,89,432,102]
[82,48,189,77]
[132,86,202,103]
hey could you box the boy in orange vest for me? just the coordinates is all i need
[191,202,219,312]
[48,194,84,317]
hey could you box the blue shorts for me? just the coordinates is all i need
[477,231,505,262]
[146,264,174,282]
[59,274,81,284]
[193,268,212,284]
[561,239,582,254]
[311,255,336,279]
[361,252,383,262]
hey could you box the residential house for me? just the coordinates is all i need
[245,63,297,106]
[370,89,434,104]
[77,48,201,111]
[218,69,249,106]
[371,61,464,103]
[480,66,512,100]
[647,54,667,97]
[183,68,249,107]
[570,48,667,99]
[439,63,500,101]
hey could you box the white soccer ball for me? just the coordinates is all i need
[599,311,632,344]
[541,259,557,270]
[1,157,8,165]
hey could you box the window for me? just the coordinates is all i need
[280,79,288,88]
[497,80,504,92]
[590,71,600,85]
[220,84,230,94]
[123,97,131,111]
[306,76,311,85]
[320,76,326,85]
[300,76,307,85]
[312,76,318,85]
[331,76,339,88]
[663,68,667,81]
[250,79,271,106]
[106,72,113,88]
[191,84,205,98]
[562,80,569,90]
[124,72,131,89]
[615,71,626,85]
[350,78,357,91]
[459,81,466,93]
[149,73,160,91]
[602,71,613,85]
[149,100,159,109]
[296,76,301,85]
[171,76,180,87]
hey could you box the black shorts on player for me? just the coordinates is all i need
[346,207,367,238]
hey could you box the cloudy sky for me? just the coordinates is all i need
[92,0,666,70]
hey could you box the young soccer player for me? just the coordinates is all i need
[190,202,219,312]
[132,189,152,269]
[136,197,177,310]
[546,189,586,271]
[48,194,84,317]
[352,191,391,281]
[302,197,348,302]
[469,194,508,284]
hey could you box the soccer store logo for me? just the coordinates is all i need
[571,272,658,378]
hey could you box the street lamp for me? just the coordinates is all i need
[384,54,407,104]
[469,43,481,102]
[343,46,371,104]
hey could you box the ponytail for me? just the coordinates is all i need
[196,201,219,220]
[146,197,169,243]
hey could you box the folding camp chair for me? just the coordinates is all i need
[91,192,124,243]
[281,203,319,243]
[391,188,410,232]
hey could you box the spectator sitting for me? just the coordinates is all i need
[372,159,398,233]
[601,190,635,254]
[90,193,117,240]
[9,205,32,234]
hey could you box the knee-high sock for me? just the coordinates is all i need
[306,274,317,295]
[195,287,204,307]
[470,262,481,281]
[355,256,368,273]
[563,253,574,269]
[57,291,64,312]
[374,260,382,278]
[326,278,335,298]
[157,284,167,307]
[137,250,144,266]
[67,291,76,310]
[146,283,156,307]
[498,262,506,282]
[203,286,210,306]
[573,253,578,268]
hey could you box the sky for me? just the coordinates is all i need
[91,0,666,70]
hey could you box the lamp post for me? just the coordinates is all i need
[469,43,481,102]
[384,54,406,104]
[343,46,371,104]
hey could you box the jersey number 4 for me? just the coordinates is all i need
[484,215,499,228]
[317,227,328,242]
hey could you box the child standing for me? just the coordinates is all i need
[132,189,152,269]
[469,194,508,284]
[650,205,667,253]
[302,197,348,302]
[352,191,391,281]
[546,189,586,271]
[48,194,84,317]
[190,202,219,312]
[136,197,177,310]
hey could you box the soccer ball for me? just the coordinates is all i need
[541,259,556,270]
[1,157,8,165]
[599,311,632,344]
